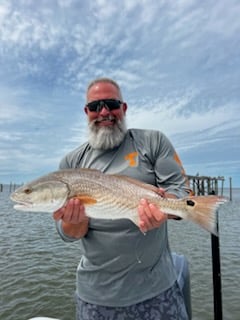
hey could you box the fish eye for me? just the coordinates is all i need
[186,199,195,207]
[24,188,32,194]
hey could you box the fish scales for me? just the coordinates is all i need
[10,168,228,235]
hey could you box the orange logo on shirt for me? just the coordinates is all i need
[173,152,184,171]
[174,152,192,192]
[124,152,138,167]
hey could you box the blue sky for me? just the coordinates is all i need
[0,0,239,187]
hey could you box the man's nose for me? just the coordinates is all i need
[98,106,110,116]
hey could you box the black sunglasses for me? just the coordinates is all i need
[86,99,123,112]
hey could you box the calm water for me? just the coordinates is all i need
[0,188,239,320]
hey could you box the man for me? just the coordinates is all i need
[54,78,190,319]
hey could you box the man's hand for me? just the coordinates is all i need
[53,198,87,224]
[138,188,177,233]
[53,198,89,238]
[138,199,167,233]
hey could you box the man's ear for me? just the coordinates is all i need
[84,106,88,114]
[122,102,128,114]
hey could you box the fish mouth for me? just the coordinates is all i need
[12,200,33,210]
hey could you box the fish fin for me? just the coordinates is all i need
[184,196,227,236]
[72,195,97,205]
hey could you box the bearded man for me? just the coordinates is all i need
[54,78,190,320]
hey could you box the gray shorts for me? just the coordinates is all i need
[75,281,189,320]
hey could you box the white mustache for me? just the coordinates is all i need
[93,115,116,123]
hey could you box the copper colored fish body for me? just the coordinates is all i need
[10,168,227,235]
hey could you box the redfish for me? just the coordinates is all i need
[10,168,227,235]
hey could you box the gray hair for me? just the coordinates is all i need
[87,78,123,100]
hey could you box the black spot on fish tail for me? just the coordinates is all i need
[186,199,195,206]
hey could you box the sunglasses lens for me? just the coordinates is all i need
[87,101,99,112]
[105,100,121,110]
[87,99,122,112]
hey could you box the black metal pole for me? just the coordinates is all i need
[211,212,223,320]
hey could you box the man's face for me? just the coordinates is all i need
[84,81,127,124]
[84,81,128,150]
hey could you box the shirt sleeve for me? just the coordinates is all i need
[151,132,190,198]
[59,142,89,169]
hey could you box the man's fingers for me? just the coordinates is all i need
[139,221,147,233]
[71,203,86,224]
[149,203,167,222]
[138,198,167,232]
[53,207,65,220]
[53,198,87,224]
[138,200,155,230]
[140,199,152,219]
[157,188,166,197]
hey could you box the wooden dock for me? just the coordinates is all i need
[0,183,22,193]
[187,175,225,196]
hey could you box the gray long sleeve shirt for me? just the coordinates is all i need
[56,128,189,306]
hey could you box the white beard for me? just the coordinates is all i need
[88,116,127,150]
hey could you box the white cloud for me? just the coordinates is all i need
[127,93,239,136]
[0,131,22,142]
[57,0,76,8]
[0,2,10,20]
[204,1,240,37]
[0,101,48,124]
[0,105,23,121]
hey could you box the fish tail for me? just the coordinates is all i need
[185,196,227,236]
